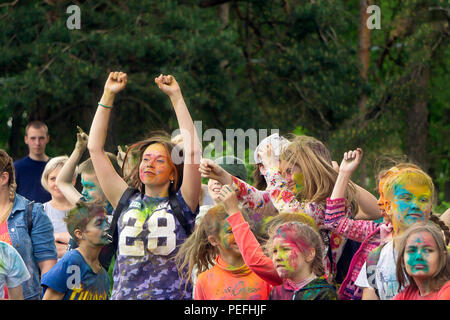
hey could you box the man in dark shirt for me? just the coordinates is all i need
[14,120,52,203]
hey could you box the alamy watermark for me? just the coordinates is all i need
[171,121,280,165]
[66,4,381,31]
[66,5,81,30]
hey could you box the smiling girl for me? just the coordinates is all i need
[394,222,450,300]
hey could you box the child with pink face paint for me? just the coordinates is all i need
[393,222,450,300]
[218,185,337,300]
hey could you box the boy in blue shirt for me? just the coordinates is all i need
[41,201,110,300]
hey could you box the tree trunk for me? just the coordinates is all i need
[8,105,25,160]
[405,66,430,172]
[357,0,371,188]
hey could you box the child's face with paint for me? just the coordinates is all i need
[216,220,241,257]
[139,144,174,187]
[271,236,310,279]
[404,231,440,279]
[280,161,303,194]
[82,210,111,247]
[386,182,432,234]
[81,172,106,203]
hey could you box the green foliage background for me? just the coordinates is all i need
[0,0,448,213]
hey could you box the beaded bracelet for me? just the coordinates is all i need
[98,102,113,109]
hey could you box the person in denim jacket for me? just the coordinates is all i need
[0,149,57,300]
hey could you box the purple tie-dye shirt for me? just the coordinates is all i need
[111,190,197,300]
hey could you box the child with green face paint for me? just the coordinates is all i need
[56,128,122,281]
[175,200,271,300]
[394,222,450,300]
[41,201,111,300]
[324,148,447,300]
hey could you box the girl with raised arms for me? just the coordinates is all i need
[87,71,202,299]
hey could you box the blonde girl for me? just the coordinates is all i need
[200,135,380,280]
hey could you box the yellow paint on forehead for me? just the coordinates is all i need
[143,143,169,157]
[396,182,432,198]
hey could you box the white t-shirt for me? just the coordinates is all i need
[0,241,31,298]
[355,241,404,300]
[43,202,69,233]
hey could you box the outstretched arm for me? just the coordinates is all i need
[155,75,202,212]
[220,186,282,286]
[56,127,87,205]
[87,72,129,209]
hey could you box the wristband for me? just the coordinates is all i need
[98,102,113,109]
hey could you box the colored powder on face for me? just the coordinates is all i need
[81,178,98,201]
[405,232,437,275]
[274,224,312,254]
[219,221,235,250]
[406,241,429,273]
[390,182,431,232]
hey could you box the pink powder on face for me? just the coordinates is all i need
[274,224,312,254]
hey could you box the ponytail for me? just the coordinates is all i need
[430,214,450,245]
[174,205,228,291]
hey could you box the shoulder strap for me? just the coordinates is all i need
[27,201,35,236]
[169,191,192,236]
[109,187,139,241]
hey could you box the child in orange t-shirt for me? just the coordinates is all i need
[393,222,450,300]
[175,202,271,300]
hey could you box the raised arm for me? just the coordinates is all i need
[325,149,380,242]
[87,72,129,209]
[56,127,87,205]
[199,158,278,222]
[154,75,202,212]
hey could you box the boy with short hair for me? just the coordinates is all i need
[41,201,110,300]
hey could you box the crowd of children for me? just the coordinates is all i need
[0,71,449,300]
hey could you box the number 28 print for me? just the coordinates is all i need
[118,208,177,257]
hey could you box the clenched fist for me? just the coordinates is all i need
[155,74,181,98]
[104,71,127,94]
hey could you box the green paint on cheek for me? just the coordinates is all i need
[406,240,430,274]
[292,172,304,194]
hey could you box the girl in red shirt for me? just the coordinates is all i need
[394,222,450,300]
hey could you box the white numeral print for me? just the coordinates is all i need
[147,211,176,255]
[119,209,145,256]
[119,209,176,257]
